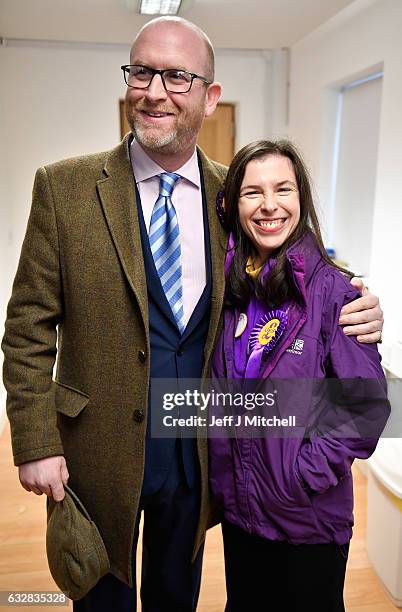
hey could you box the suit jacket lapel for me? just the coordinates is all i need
[95,138,227,357]
[96,134,149,332]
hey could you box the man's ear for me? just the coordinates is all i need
[204,82,222,118]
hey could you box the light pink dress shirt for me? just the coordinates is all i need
[129,138,207,328]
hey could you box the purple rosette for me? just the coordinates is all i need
[249,310,288,355]
[245,309,288,378]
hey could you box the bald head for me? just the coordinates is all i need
[131,16,215,81]
[125,15,221,170]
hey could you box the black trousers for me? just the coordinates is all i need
[222,520,349,612]
[73,445,203,612]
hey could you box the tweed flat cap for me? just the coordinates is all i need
[46,485,110,600]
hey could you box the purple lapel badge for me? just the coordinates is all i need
[216,190,227,229]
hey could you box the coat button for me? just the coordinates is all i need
[138,350,146,363]
[176,347,184,356]
[133,409,145,423]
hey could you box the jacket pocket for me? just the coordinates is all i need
[54,380,89,418]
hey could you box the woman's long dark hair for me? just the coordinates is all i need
[224,140,352,309]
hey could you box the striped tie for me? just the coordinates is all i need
[149,172,185,334]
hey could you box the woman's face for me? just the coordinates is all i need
[238,154,300,265]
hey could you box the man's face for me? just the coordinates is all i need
[125,23,219,161]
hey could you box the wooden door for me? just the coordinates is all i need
[119,100,235,166]
[197,103,235,166]
[120,99,130,140]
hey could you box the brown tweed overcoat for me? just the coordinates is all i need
[2,134,228,587]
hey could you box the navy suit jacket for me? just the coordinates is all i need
[136,160,213,495]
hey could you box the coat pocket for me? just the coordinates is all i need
[54,380,89,418]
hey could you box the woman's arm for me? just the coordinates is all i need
[295,282,390,495]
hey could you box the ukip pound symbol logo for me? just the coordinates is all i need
[258,318,280,346]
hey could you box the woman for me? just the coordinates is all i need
[209,140,389,612]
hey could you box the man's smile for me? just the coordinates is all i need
[136,106,176,124]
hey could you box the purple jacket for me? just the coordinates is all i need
[209,231,389,545]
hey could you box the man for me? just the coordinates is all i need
[2,16,383,612]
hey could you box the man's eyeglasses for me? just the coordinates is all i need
[121,64,212,94]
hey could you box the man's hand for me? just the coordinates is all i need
[18,456,69,502]
[338,277,383,344]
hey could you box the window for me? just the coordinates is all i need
[328,72,383,277]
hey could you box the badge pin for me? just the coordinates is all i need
[235,313,248,338]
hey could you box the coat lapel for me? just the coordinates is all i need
[196,148,228,375]
[96,134,149,332]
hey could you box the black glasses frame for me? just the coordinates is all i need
[121,64,212,93]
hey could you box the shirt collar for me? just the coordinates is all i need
[130,138,200,188]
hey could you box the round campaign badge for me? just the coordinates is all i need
[235,313,248,338]
[248,309,288,356]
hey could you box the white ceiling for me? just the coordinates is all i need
[1,0,358,49]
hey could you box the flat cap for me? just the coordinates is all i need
[46,485,110,600]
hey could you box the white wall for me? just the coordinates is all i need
[216,48,288,149]
[288,0,402,372]
[0,41,280,428]
[0,42,131,431]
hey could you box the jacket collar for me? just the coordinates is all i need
[285,229,326,288]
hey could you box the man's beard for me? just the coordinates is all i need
[126,103,204,156]
[131,121,178,152]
